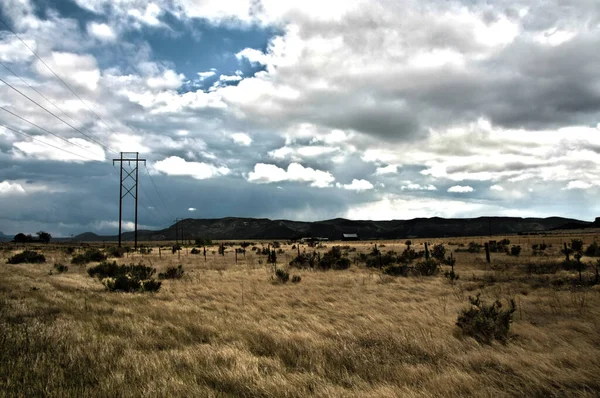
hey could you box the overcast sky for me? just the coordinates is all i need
[0,0,599,236]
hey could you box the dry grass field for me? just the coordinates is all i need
[1,233,600,397]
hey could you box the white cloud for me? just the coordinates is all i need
[247,162,334,187]
[128,3,162,26]
[188,207,197,212]
[197,71,216,80]
[338,179,374,192]
[0,181,26,196]
[231,132,252,146]
[87,22,117,42]
[490,185,504,191]
[236,48,269,65]
[563,181,593,190]
[345,195,541,221]
[448,185,474,193]
[33,52,100,91]
[13,137,106,162]
[0,37,35,62]
[219,74,243,82]
[154,156,229,180]
[400,182,437,191]
[146,70,184,90]
[375,164,399,175]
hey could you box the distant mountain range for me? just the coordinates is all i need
[69,216,599,242]
[0,232,12,242]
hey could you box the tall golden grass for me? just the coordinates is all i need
[1,235,600,397]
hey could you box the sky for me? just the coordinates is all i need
[0,0,599,237]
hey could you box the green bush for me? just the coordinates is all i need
[88,261,160,293]
[509,245,522,256]
[158,265,184,280]
[319,246,350,270]
[432,244,446,260]
[106,246,125,258]
[274,268,289,283]
[456,294,516,344]
[72,248,107,265]
[7,250,46,264]
[383,264,410,276]
[584,242,600,257]
[414,259,439,276]
[289,252,318,268]
[291,275,302,283]
[53,263,68,273]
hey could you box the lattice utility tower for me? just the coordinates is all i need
[113,152,146,248]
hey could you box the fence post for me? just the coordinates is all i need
[484,242,490,263]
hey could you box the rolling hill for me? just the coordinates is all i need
[71,216,591,242]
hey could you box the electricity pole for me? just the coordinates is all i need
[113,152,146,248]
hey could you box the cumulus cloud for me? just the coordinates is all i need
[247,163,334,187]
[338,179,374,192]
[490,185,504,191]
[146,70,185,90]
[87,22,117,42]
[236,48,269,65]
[0,181,26,195]
[33,52,100,91]
[563,181,593,190]
[401,182,437,191]
[375,164,399,175]
[231,133,252,146]
[188,207,197,211]
[448,185,474,193]
[153,156,229,180]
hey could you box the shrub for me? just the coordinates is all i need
[289,252,318,268]
[88,261,160,293]
[319,246,351,270]
[444,269,459,282]
[190,248,201,255]
[584,241,600,257]
[106,246,125,258]
[456,294,516,344]
[571,239,584,252]
[291,275,302,283]
[72,248,106,265]
[87,261,120,278]
[383,264,410,276]
[195,237,213,246]
[432,244,446,260]
[53,263,68,273]
[7,250,46,264]
[172,245,181,254]
[509,245,522,256]
[158,265,184,280]
[414,259,439,276]
[467,242,482,253]
[138,246,152,255]
[274,268,289,283]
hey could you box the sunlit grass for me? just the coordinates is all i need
[1,234,600,396]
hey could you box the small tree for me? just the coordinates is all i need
[13,233,32,243]
[432,244,446,260]
[36,231,51,243]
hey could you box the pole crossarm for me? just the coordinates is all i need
[112,152,146,248]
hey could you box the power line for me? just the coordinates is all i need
[0,75,117,154]
[0,123,99,162]
[0,17,123,143]
[143,164,174,221]
[0,17,176,225]
[0,60,89,136]
[0,106,103,157]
